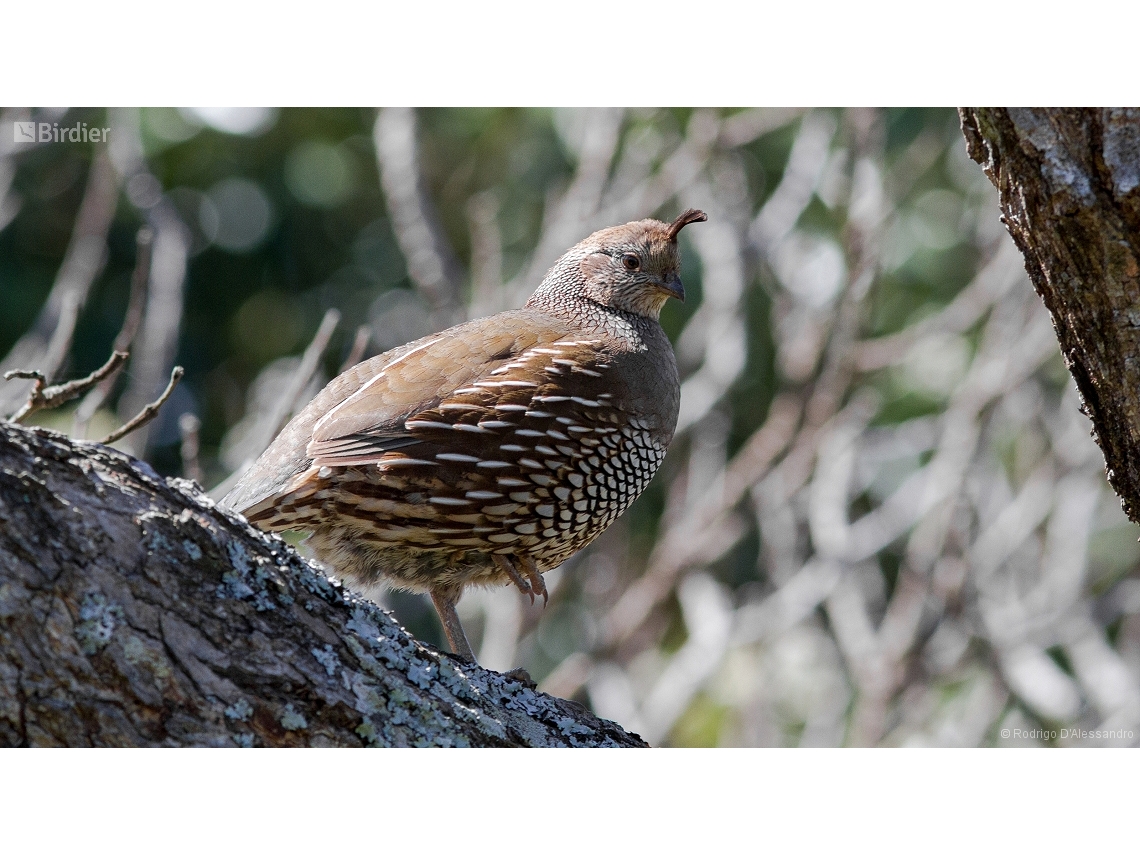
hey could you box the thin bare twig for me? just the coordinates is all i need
[373,108,465,324]
[108,108,190,458]
[179,412,203,484]
[339,324,371,374]
[271,308,341,442]
[74,226,154,438]
[719,108,807,149]
[0,108,35,233]
[113,227,155,355]
[0,146,121,414]
[208,308,341,500]
[465,189,505,317]
[6,350,128,424]
[852,230,1024,373]
[599,109,721,231]
[673,170,752,433]
[101,365,183,446]
[515,109,626,296]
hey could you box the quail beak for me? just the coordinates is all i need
[658,272,686,302]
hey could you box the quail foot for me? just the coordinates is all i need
[222,209,707,663]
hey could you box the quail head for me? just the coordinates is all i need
[221,209,707,662]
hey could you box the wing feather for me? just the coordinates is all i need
[306,339,616,469]
[303,313,608,468]
[222,311,561,513]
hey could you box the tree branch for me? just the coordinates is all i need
[101,365,183,445]
[0,421,644,747]
[107,108,191,458]
[0,145,120,414]
[373,108,466,325]
[5,350,128,424]
[960,108,1140,523]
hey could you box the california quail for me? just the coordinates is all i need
[221,209,707,662]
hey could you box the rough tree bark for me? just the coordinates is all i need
[0,421,644,746]
[960,108,1140,523]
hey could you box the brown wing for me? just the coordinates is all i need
[222,310,586,514]
[305,327,618,470]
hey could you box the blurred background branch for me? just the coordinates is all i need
[0,143,118,415]
[373,108,466,326]
[3,107,1138,746]
[106,107,191,458]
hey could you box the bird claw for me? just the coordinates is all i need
[494,554,534,603]
[494,554,547,606]
[520,555,548,607]
[531,571,549,607]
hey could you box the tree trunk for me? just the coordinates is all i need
[960,107,1140,523]
[0,422,644,747]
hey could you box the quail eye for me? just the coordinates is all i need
[621,253,641,272]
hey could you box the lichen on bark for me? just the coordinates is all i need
[0,421,645,747]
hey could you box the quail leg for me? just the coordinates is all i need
[518,555,548,605]
[429,586,476,662]
[494,554,535,603]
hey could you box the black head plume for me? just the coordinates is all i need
[666,209,708,241]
